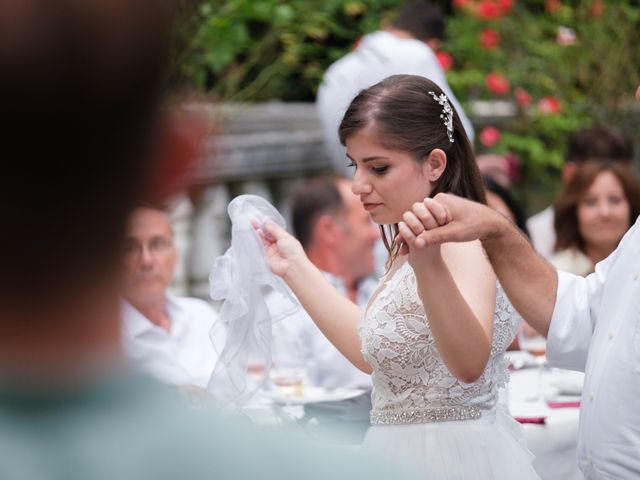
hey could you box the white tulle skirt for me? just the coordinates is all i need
[361,407,540,480]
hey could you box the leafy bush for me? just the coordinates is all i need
[173,0,405,101]
[444,0,640,208]
[173,0,640,209]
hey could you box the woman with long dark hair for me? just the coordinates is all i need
[259,75,539,479]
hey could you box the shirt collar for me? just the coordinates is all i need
[121,292,185,339]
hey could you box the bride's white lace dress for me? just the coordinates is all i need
[359,259,540,479]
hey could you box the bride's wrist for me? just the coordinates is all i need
[412,251,446,278]
[283,254,316,287]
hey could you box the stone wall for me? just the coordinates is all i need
[171,102,333,297]
[171,101,640,298]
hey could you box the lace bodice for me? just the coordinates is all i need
[359,259,519,419]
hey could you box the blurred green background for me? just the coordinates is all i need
[169,0,640,212]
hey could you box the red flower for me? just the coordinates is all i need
[436,51,454,71]
[590,0,605,17]
[480,126,501,148]
[498,0,513,13]
[486,72,510,95]
[477,1,501,19]
[471,0,512,19]
[514,88,532,108]
[545,0,561,12]
[537,96,562,115]
[480,28,500,50]
[505,152,521,182]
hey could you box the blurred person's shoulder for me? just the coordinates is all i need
[169,293,219,321]
[549,248,594,277]
[362,31,430,56]
[0,371,423,480]
[526,205,553,230]
[526,206,555,259]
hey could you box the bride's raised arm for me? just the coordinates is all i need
[400,209,496,383]
[258,221,371,373]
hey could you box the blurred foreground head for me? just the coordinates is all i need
[0,0,187,308]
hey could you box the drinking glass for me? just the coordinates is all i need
[518,324,547,401]
[269,367,307,399]
[518,325,547,362]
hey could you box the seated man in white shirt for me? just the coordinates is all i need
[271,176,380,390]
[121,206,223,388]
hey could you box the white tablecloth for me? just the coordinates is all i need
[241,362,585,479]
[508,366,584,480]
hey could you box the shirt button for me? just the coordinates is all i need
[589,393,595,402]
[633,273,640,281]
[608,331,614,340]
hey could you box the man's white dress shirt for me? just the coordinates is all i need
[316,31,473,175]
[121,294,224,388]
[271,273,377,390]
[546,216,640,479]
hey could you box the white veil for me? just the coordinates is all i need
[207,194,300,408]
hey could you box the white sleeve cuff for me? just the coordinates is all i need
[546,271,592,372]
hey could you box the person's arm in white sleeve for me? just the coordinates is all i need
[546,226,627,370]
[414,196,636,374]
[546,271,600,371]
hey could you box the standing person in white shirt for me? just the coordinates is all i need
[121,206,224,388]
[272,176,380,389]
[411,142,640,477]
[316,1,473,176]
[526,125,634,259]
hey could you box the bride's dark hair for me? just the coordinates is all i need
[339,74,486,265]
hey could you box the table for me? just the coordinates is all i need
[508,365,584,480]
[242,365,585,479]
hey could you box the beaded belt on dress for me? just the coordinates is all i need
[370,406,482,425]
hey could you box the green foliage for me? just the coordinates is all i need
[444,0,640,207]
[172,0,640,208]
[173,0,405,101]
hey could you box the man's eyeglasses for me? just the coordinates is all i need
[123,236,173,258]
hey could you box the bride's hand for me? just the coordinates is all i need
[396,198,447,268]
[255,221,307,279]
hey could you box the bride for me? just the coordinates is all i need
[259,75,539,479]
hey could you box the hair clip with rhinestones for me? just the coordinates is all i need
[428,91,455,143]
